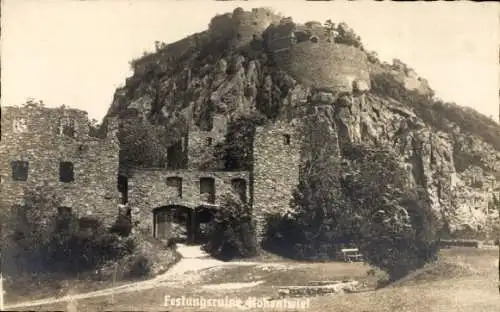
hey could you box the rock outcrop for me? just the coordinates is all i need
[105,7,500,236]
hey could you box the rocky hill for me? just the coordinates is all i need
[105,8,500,237]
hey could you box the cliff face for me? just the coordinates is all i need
[106,8,500,236]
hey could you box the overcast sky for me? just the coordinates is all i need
[2,0,499,122]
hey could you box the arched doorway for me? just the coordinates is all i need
[153,205,194,244]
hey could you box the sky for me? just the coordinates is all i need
[2,0,499,122]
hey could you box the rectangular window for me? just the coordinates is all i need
[59,161,74,183]
[283,134,291,145]
[206,137,213,146]
[166,177,183,198]
[11,161,29,181]
[58,118,76,138]
[200,177,216,204]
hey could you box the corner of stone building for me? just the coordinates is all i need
[103,116,120,144]
[252,118,303,244]
[0,105,122,230]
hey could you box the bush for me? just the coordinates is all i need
[42,216,136,274]
[110,214,133,237]
[334,22,363,48]
[126,255,151,278]
[217,111,267,171]
[357,192,441,281]
[3,185,137,278]
[202,193,258,260]
[262,213,305,259]
[342,146,441,281]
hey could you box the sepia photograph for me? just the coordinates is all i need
[0,0,499,311]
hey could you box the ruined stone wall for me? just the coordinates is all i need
[276,43,370,93]
[187,114,228,170]
[209,8,281,49]
[0,106,120,226]
[369,62,433,97]
[132,31,211,77]
[133,7,282,77]
[265,22,370,93]
[252,119,302,241]
[127,169,250,234]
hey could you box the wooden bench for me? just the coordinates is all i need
[340,248,364,262]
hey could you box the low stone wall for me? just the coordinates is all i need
[277,280,361,298]
[440,239,481,248]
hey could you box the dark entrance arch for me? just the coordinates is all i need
[194,206,217,244]
[153,204,219,245]
[153,205,194,243]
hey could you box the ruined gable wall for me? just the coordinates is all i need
[187,114,227,170]
[0,106,120,226]
[252,119,302,241]
[127,169,249,234]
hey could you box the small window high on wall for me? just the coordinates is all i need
[59,161,74,183]
[11,161,29,181]
[166,177,183,198]
[200,177,216,204]
[58,118,76,138]
[206,137,213,146]
[283,134,291,145]
[117,175,129,204]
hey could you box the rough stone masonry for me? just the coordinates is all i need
[0,104,304,243]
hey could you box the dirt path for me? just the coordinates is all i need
[4,245,271,310]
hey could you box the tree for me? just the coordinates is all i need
[3,184,136,276]
[323,19,337,42]
[286,154,351,259]
[118,116,170,167]
[202,192,257,260]
[22,98,45,108]
[487,193,500,241]
[154,41,168,52]
[218,112,267,171]
[267,136,441,280]
[333,22,363,49]
[11,184,62,255]
[265,113,352,260]
[341,145,441,281]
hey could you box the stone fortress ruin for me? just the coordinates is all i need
[0,103,303,244]
[133,7,431,97]
[0,8,450,245]
[0,106,121,227]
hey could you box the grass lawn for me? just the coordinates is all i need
[8,247,499,312]
[4,274,148,304]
